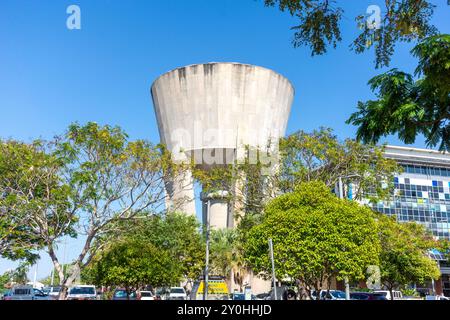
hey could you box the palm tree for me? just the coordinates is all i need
[210,229,248,292]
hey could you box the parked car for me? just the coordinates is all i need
[425,295,450,300]
[139,290,155,301]
[1,290,12,300]
[168,287,187,300]
[254,292,271,300]
[373,290,403,300]
[43,286,62,300]
[350,292,388,300]
[231,292,246,300]
[67,285,97,300]
[9,285,49,300]
[112,288,137,300]
[155,287,169,300]
[310,290,346,300]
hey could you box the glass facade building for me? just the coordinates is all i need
[362,146,450,296]
[365,146,450,240]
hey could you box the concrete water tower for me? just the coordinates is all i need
[151,62,294,229]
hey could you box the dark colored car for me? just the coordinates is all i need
[231,293,246,300]
[112,289,138,300]
[350,292,388,300]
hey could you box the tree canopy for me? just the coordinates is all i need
[81,212,205,295]
[84,239,177,296]
[347,35,450,151]
[0,140,69,263]
[264,0,438,68]
[376,214,441,298]
[122,212,205,281]
[244,181,380,299]
[278,128,401,201]
[0,122,178,298]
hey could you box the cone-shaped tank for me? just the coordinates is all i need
[151,62,295,226]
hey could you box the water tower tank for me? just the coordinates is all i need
[151,62,294,228]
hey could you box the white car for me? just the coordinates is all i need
[426,295,450,300]
[373,290,403,300]
[168,287,187,300]
[67,285,97,300]
[9,285,50,300]
[139,291,155,300]
[44,286,62,300]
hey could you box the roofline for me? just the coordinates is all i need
[150,62,295,95]
[384,145,450,168]
[385,145,449,156]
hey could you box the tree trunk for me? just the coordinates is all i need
[52,229,96,300]
[48,245,67,300]
[389,287,394,301]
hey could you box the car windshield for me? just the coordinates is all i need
[140,292,153,297]
[52,287,61,292]
[171,288,185,294]
[69,287,95,295]
[375,291,387,296]
[13,288,31,295]
[114,290,136,298]
[332,291,346,298]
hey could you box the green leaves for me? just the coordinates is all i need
[244,181,439,294]
[87,239,178,289]
[95,212,205,284]
[278,128,400,202]
[244,181,380,293]
[376,214,440,292]
[265,0,437,68]
[0,140,70,262]
[347,35,450,151]
[1,122,177,292]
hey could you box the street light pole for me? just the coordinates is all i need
[203,199,211,301]
[338,176,350,301]
[33,262,38,288]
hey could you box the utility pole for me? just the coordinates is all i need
[203,199,211,301]
[268,239,277,300]
[33,262,38,288]
[338,176,350,301]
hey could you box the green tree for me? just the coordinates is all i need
[0,140,67,263]
[191,129,400,236]
[0,264,31,292]
[377,214,440,299]
[126,212,205,281]
[279,128,401,201]
[245,181,380,299]
[0,122,177,299]
[209,228,248,291]
[264,0,437,67]
[347,35,450,151]
[85,239,177,299]
[0,272,10,294]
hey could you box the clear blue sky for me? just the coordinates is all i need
[0,0,449,280]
